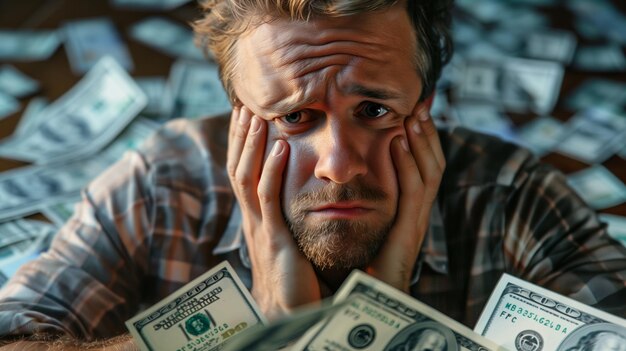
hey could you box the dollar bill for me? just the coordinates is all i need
[110,0,192,10]
[599,214,626,248]
[501,58,563,115]
[0,30,61,61]
[0,92,19,121]
[573,45,626,72]
[525,30,577,65]
[0,225,55,288]
[567,166,626,210]
[169,60,231,119]
[126,261,265,351]
[449,103,516,142]
[136,77,173,117]
[555,109,626,164]
[515,116,565,157]
[568,0,626,46]
[565,79,626,113]
[13,97,48,136]
[0,219,56,253]
[0,57,147,164]
[0,118,157,222]
[475,273,626,351]
[294,270,502,351]
[0,65,39,98]
[40,196,81,227]
[63,18,134,74]
[129,17,204,61]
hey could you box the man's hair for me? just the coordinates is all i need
[194,0,453,102]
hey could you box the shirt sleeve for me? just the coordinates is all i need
[0,150,153,340]
[503,161,626,318]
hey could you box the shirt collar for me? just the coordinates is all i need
[212,201,449,278]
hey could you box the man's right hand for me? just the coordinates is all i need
[227,107,322,320]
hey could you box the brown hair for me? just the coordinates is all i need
[193,0,453,102]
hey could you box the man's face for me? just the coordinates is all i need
[233,2,423,270]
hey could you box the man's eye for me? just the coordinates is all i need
[357,102,390,119]
[281,112,302,124]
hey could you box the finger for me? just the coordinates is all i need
[389,136,424,250]
[417,107,446,171]
[227,106,253,180]
[257,140,293,247]
[234,115,267,212]
[406,110,443,205]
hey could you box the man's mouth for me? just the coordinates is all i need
[308,201,373,220]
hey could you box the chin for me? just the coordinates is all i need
[288,218,391,271]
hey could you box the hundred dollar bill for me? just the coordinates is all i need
[475,273,626,351]
[40,196,81,227]
[294,270,502,351]
[0,30,61,61]
[126,261,265,351]
[129,17,204,61]
[0,118,157,222]
[0,57,147,164]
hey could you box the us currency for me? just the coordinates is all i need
[525,30,577,65]
[0,92,19,121]
[501,58,563,115]
[0,118,157,222]
[110,0,192,10]
[449,103,516,142]
[129,17,204,61]
[0,30,61,61]
[475,273,626,351]
[40,196,81,227]
[0,224,56,288]
[567,166,626,210]
[573,45,626,72]
[0,219,56,253]
[565,79,626,113]
[126,261,265,351]
[515,117,565,157]
[63,18,134,74]
[0,65,40,98]
[169,60,231,119]
[136,77,173,117]
[555,109,626,164]
[0,57,147,164]
[294,270,502,351]
[568,0,626,45]
[13,97,48,136]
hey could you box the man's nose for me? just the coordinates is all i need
[313,122,368,184]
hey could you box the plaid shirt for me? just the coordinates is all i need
[1,115,625,340]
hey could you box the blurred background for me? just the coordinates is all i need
[0,0,625,286]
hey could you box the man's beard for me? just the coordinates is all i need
[284,181,394,271]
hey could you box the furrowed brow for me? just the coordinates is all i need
[344,84,402,100]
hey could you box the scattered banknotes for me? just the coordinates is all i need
[501,58,563,115]
[599,214,626,248]
[555,109,626,164]
[0,65,39,98]
[565,79,626,113]
[13,97,48,136]
[515,116,565,157]
[0,57,147,164]
[475,273,626,351]
[129,17,204,61]
[455,61,501,102]
[0,225,55,288]
[63,18,134,75]
[40,196,80,227]
[294,270,502,351]
[0,92,20,121]
[0,219,55,253]
[0,30,61,61]
[567,166,626,210]
[449,103,517,142]
[525,30,577,65]
[136,77,173,117]
[0,118,157,222]
[110,0,192,10]
[169,60,231,119]
[568,0,626,46]
[126,261,265,351]
[573,45,626,72]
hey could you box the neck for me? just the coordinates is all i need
[315,267,354,297]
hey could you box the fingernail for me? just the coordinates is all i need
[412,121,421,134]
[250,116,261,134]
[400,138,409,152]
[239,108,251,125]
[419,109,430,121]
[272,141,284,156]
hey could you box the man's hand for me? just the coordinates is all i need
[227,107,322,320]
[366,105,445,292]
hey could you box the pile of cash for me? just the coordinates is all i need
[124,263,626,351]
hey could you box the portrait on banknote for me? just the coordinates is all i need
[385,321,457,351]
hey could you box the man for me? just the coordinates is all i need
[1,0,626,349]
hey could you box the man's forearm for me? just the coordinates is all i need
[0,334,138,351]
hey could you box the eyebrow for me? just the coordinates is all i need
[265,84,404,116]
